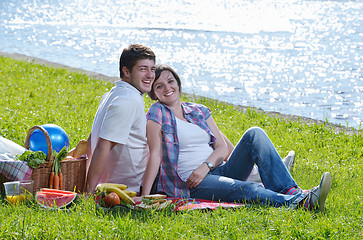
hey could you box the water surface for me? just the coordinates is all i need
[1,0,362,128]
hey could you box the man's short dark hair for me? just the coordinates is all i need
[119,44,156,79]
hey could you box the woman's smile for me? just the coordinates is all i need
[165,90,174,97]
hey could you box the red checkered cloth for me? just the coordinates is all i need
[169,198,244,211]
[0,153,33,181]
[95,194,244,211]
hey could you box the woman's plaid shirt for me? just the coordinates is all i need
[146,102,216,198]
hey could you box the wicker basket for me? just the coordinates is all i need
[1,126,87,193]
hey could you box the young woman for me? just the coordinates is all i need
[141,64,331,211]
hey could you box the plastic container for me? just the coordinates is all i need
[3,180,34,204]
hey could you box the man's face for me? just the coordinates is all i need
[123,59,156,94]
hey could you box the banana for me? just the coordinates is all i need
[124,190,137,197]
[104,186,135,205]
[96,183,127,192]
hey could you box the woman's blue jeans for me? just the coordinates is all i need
[190,127,306,208]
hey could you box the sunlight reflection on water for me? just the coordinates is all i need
[0,0,362,128]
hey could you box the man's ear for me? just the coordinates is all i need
[122,66,130,78]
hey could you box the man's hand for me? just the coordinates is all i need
[187,163,210,189]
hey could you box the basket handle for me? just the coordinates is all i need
[24,125,53,166]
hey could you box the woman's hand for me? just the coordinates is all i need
[187,163,210,189]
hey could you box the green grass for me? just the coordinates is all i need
[1,56,362,239]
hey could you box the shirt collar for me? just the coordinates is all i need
[181,103,193,115]
[162,102,195,120]
[116,80,143,96]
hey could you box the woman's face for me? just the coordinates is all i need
[153,70,180,105]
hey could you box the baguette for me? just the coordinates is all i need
[67,140,88,158]
[142,194,167,199]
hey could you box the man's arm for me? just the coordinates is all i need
[86,133,92,162]
[84,138,116,193]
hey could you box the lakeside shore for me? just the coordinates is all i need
[1,51,359,135]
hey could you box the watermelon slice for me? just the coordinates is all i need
[36,190,77,209]
[40,188,75,194]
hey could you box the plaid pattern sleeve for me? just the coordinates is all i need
[146,102,216,198]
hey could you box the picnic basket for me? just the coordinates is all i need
[1,126,87,193]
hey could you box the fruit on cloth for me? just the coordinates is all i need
[95,183,135,207]
[36,189,77,209]
[124,190,137,197]
[104,186,135,205]
[96,183,127,192]
[102,192,120,208]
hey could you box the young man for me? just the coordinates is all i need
[85,44,156,193]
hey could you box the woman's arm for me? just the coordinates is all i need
[141,120,163,196]
[187,115,229,189]
[220,132,234,161]
[205,115,229,167]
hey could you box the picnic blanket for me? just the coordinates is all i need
[0,136,31,181]
[0,153,33,181]
[96,196,244,212]
[170,198,244,211]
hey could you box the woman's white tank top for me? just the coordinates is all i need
[176,117,213,181]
